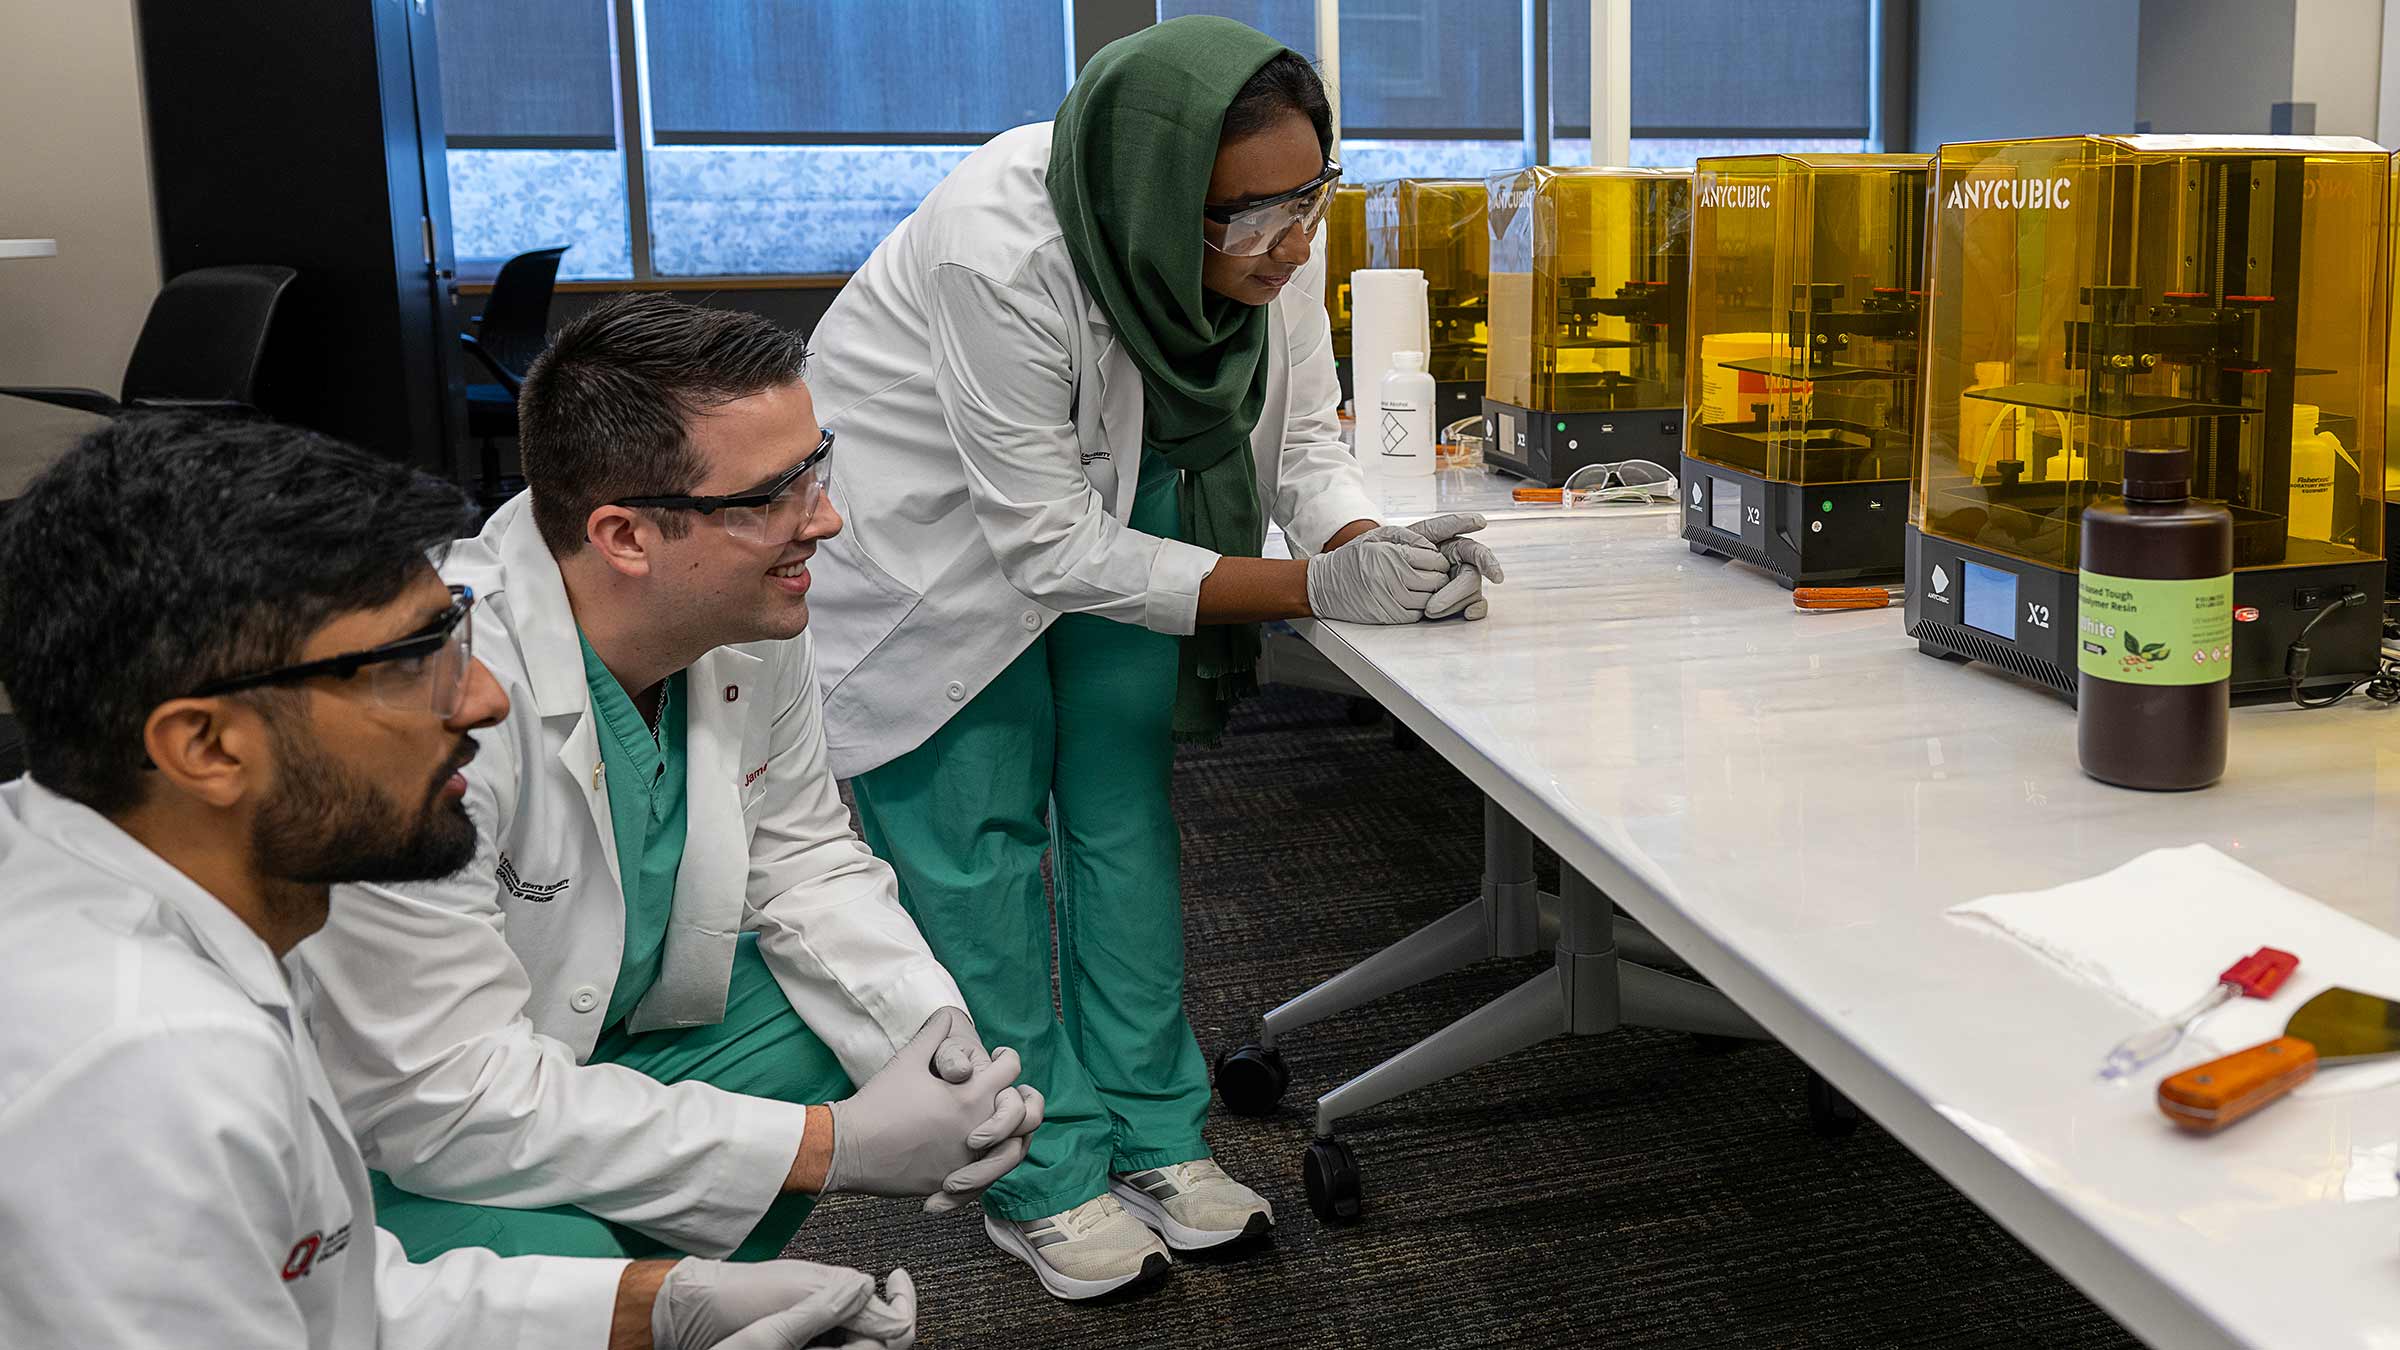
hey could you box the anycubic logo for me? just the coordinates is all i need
[1943,176,2072,211]
[1697,178,1771,210]
[1929,564,1951,595]
[1689,480,1703,507]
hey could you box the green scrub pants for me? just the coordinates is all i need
[848,474,1211,1223]
[371,934,850,1262]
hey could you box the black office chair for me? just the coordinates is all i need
[460,245,568,509]
[0,264,298,418]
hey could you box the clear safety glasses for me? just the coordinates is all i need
[192,585,477,718]
[1204,161,1343,257]
[614,429,836,547]
[1560,458,1679,505]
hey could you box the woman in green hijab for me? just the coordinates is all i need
[806,16,1501,1301]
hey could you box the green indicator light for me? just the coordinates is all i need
[1820,499,1834,512]
[1555,420,1567,432]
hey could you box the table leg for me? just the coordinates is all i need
[1254,795,1546,1053]
[1299,866,1768,1222]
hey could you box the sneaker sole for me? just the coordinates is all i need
[1108,1178,1276,1253]
[983,1214,1172,1302]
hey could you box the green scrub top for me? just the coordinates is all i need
[1138,440,1180,494]
[578,629,688,1031]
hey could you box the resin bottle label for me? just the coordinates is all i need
[2075,573,2233,686]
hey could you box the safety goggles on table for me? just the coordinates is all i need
[192,584,478,718]
[614,428,836,546]
[1559,458,1679,505]
[1204,161,1343,257]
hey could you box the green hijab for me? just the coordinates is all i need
[1048,15,1293,740]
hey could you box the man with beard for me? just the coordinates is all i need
[301,295,1037,1267]
[0,414,918,1347]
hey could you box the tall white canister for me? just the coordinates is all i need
[1349,267,1429,428]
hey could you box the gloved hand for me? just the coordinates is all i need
[1305,533,1448,624]
[651,1257,917,1350]
[1397,513,1504,621]
[921,1078,1045,1214]
[916,1005,986,1085]
[825,1015,1033,1199]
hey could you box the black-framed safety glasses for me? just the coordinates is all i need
[190,585,477,718]
[1204,160,1343,257]
[612,428,835,546]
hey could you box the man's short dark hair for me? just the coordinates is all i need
[515,294,811,556]
[0,415,474,816]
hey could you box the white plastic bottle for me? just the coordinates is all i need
[2288,403,2338,542]
[1375,351,1438,515]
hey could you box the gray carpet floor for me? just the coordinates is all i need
[794,686,2143,1349]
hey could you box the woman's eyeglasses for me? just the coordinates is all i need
[1204,161,1343,257]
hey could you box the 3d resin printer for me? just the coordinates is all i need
[1907,134,2389,699]
[2386,149,2400,599]
[1682,153,1930,587]
[1482,166,1690,485]
[1365,177,1488,427]
[1322,182,1367,404]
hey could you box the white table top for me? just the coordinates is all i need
[0,239,58,260]
[1293,508,2400,1350]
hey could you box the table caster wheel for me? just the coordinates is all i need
[1303,1137,1362,1224]
[1804,1069,1863,1138]
[1344,696,1383,727]
[1215,1044,1289,1118]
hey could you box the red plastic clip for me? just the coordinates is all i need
[2219,947,2299,998]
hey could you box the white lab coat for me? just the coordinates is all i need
[806,121,1382,778]
[0,779,625,1350]
[300,495,967,1257]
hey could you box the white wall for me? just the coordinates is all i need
[2381,0,2400,140]
[2135,0,2298,134]
[2292,0,2385,136]
[0,0,159,497]
[1914,0,2141,150]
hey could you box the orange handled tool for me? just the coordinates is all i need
[2157,1037,2318,1132]
[2158,986,2400,1133]
[1794,586,1900,611]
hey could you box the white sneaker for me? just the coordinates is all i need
[984,1193,1171,1301]
[1109,1159,1276,1252]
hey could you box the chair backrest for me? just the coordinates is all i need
[478,246,570,380]
[119,264,299,406]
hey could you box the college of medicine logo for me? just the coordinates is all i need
[282,1224,353,1282]
[497,854,570,903]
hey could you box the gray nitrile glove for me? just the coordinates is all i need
[1395,514,1504,621]
[825,1018,1026,1198]
[651,1257,915,1350]
[921,1081,1045,1214]
[1390,512,1488,548]
[1305,535,1448,624]
[915,1005,987,1085]
[713,1269,917,1350]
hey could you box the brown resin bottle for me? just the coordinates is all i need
[2075,447,2232,790]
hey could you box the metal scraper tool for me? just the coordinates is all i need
[2158,987,2400,1133]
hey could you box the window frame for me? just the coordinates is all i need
[442,0,1903,286]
